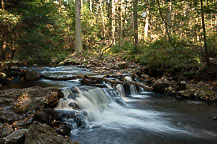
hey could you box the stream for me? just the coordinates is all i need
[4,66,217,144]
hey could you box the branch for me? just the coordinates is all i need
[41,74,153,91]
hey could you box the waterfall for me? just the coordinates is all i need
[116,84,126,97]
[75,87,110,121]
[134,78,145,92]
[124,76,138,95]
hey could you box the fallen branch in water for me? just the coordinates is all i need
[41,75,153,91]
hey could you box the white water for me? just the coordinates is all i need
[116,84,126,97]
[75,88,110,121]
[124,76,138,94]
[55,87,192,135]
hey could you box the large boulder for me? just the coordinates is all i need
[25,121,74,144]
[0,86,60,113]
[24,70,40,81]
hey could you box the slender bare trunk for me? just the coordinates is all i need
[112,0,116,45]
[133,0,138,53]
[118,0,123,47]
[145,0,149,38]
[157,0,172,44]
[99,0,106,37]
[1,0,4,11]
[200,0,209,65]
[75,0,82,55]
[166,0,172,35]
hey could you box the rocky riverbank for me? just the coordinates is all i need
[0,86,78,144]
[60,54,217,103]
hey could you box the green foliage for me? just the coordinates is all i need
[140,37,200,71]
[109,42,134,53]
[207,33,217,54]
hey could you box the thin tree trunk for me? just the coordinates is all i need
[118,0,123,47]
[200,0,209,65]
[133,0,138,53]
[1,0,4,11]
[112,0,116,45]
[99,0,106,37]
[75,0,82,55]
[166,0,172,35]
[157,0,172,44]
[145,0,149,38]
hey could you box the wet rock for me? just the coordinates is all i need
[56,123,71,136]
[0,72,6,83]
[68,102,79,109]
[25,121,74,144]
[212,117,217,121]
[24,70,40,81]
[4,129,28,144]
[0,86,60,113]
[0,123,14,138]
[0,108,19,123]
[153,77,170,93]
[33,108,59,125]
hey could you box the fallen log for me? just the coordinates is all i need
[41,75,153,91]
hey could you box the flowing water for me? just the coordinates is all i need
[3,66,217,144]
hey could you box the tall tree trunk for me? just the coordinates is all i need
[75,0,82,55]
[166,0,172,35]
[99,0,106,38]
[157,0,172,44]
[145,0,149,38]
[200,0,209,66]
[111,0,116,45]
[133,0,138,53]
[1,0,4,11]
[118,0,123,47]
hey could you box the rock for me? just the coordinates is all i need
[4,129,28,144]
[212,117,217,121]
[153,77,170,93]
[24,70,40,81]
[0,108,19,123]
[25,121,74,144]
[33,108,59,124]
[0,72,6,83]
[0,123,14,138]
[0,86,60,113]
[178,82,217,101]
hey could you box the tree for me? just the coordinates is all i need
[200,0,210,66]
[75,0,83,55]
[133,0,138,53]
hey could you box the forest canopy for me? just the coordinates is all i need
[0,0,216,71]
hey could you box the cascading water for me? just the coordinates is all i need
[55,84,195,136]
[116,84,126,97]
[124,76,138,95]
